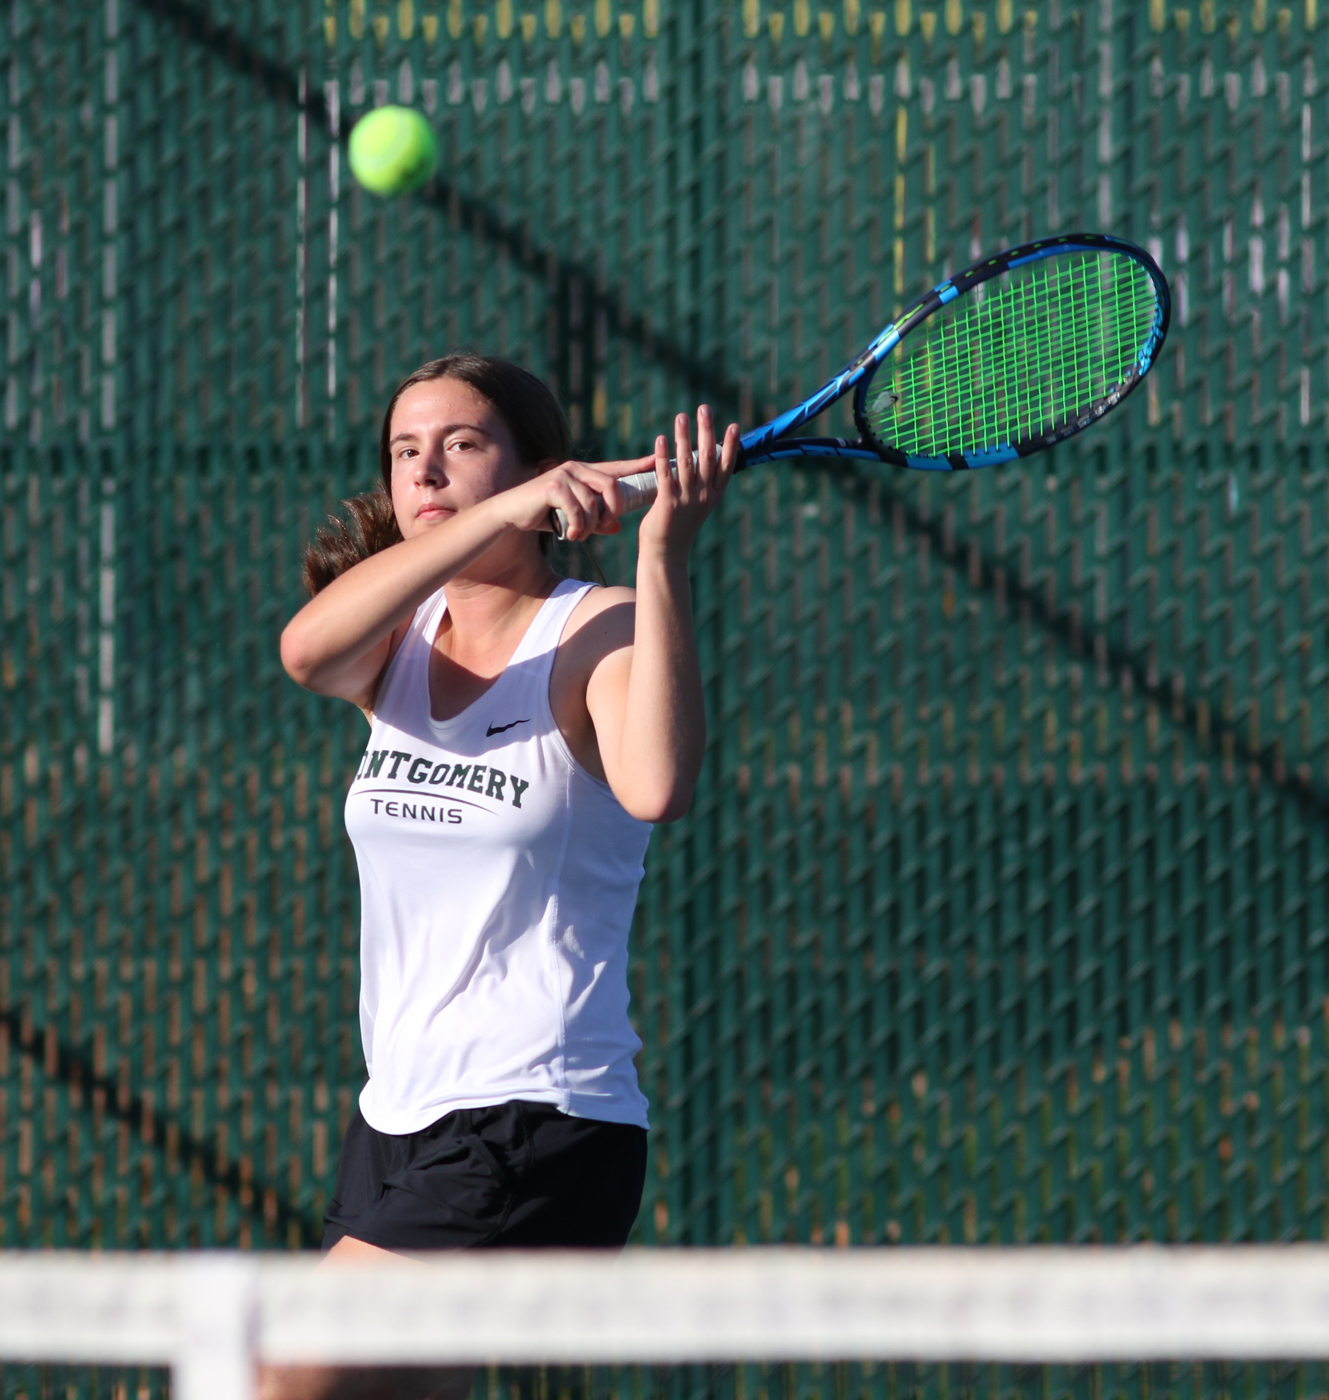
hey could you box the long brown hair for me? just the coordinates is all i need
[301,354,573,596]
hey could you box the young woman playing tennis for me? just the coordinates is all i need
[270,354,737,1400]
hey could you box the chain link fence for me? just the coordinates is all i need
[4,0,1329,1394]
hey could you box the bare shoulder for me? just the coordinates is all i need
[549,584,634,752]
[561,583,636,656]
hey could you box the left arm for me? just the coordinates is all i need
[586,406,739,822]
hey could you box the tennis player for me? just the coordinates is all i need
[270,354,737,1400]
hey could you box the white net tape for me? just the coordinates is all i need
[1,1247,1327,1400]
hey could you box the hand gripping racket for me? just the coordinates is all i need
[551,232,1169,537]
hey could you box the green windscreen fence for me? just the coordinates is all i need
[6,0,1329,1393]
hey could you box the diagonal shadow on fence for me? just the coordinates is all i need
[130,0,742,455]
[836,458,1329,825]
[0,1006,324,1247]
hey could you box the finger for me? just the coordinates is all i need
[565,455,655,481]
[652,433,671,500]
[553,477,604,540]
[552,489,587,541]
[674,413,694,497]
[551,461,633,521]
[696,404,717,483]
[604,453,658,479]
[552,464,630,530]
[717,423,740,482]
[568,465,627,518]
[555,455,653,486]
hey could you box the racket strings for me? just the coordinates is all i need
[874,252,1157,459]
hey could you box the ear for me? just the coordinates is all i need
[527,456,563,478]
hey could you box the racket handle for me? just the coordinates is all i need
[549,465,674,540]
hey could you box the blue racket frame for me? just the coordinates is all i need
[732,231,1171,474]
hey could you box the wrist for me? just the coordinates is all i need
[635,535,692,575]
[476,489,525,535]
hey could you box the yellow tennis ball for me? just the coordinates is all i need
[348,105,438,196]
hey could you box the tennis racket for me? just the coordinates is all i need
[551,231,1169,538]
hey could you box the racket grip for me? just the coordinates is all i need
[549,466,673,540]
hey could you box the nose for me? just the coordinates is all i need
[413,444,447,484]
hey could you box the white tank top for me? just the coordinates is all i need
[344,577,653,1134]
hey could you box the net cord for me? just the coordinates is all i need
[1,1247,1328,1400]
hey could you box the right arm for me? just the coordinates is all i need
[279,460,646,707]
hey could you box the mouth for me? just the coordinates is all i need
[416,503,455,521]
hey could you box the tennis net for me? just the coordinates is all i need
[1,1247,1327,1400]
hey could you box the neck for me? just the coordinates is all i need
[436,542,560,647]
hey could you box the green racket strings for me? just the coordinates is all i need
[869,252,1158,459]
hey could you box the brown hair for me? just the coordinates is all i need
[301,354,573,596]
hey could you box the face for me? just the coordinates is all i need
[386,377,530,540]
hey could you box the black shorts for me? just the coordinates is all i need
[322,1099,648,1253]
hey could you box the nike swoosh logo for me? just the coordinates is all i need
[486,718,531,737]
